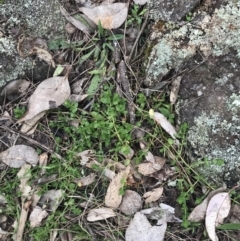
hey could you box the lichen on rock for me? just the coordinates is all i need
[0,0,65,88]
[146,1,240,187]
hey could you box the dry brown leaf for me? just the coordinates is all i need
[149,110,177,140]
[0,145,39,168]
[77,150,95,165]
[79,3,128,29]
[105,166,130,208]
[29,206,48,228]
[76,173,96,187]
[20,111,45,135]
[138,156,166,176]
[188,187,226,222]
[32,46,55,67]
[68,94,88,102]
[0,79,30,100]
[17,164,32,199]
[118,190,142,215]
[143,187,163,203]
[60,6,96,34]
[39,152,48,176]
[18,76,70,122]
[39,190,64,212]
[87,207,116,222]
[170,76,182,105]
[206,192,231,241]
[125,212,166,241]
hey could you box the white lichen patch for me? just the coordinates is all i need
[227,92,240,113]
[146,1,240,86]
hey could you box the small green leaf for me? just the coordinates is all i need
[53,65,64,76]
[87,74,102,95]
[217,223,240,230]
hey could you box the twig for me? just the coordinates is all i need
[15,200,31,241]
[118,61,135,124]
[0,125,66,161]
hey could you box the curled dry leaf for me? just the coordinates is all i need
[188,187,226,222]
[138,156,166,176]
[29,206,48,228]
[206,192,231,241]
[143,187,163,204]
[105,166,130,208]
[20,111,45,135]
[149,110,177,140]
[18,76,70,122]
[39,190,64,212]
[60,6,96,34]
[119,146,134,160]
[170,76,182,105]
[0,79,30,101]
[68,94,88,102]
[17,164,32,199]
[77,150,95,165]
[32,47,55,67]
[76,173,96,187]
[0,145,39,168]
[79,3,128,29]
[87,207,116,222]
[125,212,166,241]
[118,190,142,215]
[71,78,87,94]
[39,152,48,176]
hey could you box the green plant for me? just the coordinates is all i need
[127,4,147,26]
[13,106,26,119]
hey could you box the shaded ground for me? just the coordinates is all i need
[1,0,240,241]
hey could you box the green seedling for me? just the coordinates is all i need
[13,106,26,119]
[127,4,147,26]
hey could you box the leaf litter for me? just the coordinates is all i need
[0,0,234,240]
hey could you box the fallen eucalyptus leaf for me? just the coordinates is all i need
[206,192,231,241]
[29,206,48,228]
[143,187,163,204]
[149,110,177,140]
[76,173,96,187]
[0,145,39,168]
[87,207,116,222]
[18,76,70,122]
[79,3,128,29]
[105,166,130,208]
[125,212,166,241]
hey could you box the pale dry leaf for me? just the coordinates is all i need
[39,190,64,212]
[87,207,116,222]
[0,145,39,168]
[0,79,30,100]
[32,46,55,67]
[68,94,88,102]
[143,187,163,204]
[71,77,87,94]
[76,173,96,187]
[79,3,128,29]
[118,190,142,215]
[104,158,126,171]
[29,206,48,228]
[105,166,130,208]
[0,227,8,235]
[17,164,32,199]
[125,212,166,241]
[18,76,70,122]
[133,0,149,5]
[139,142,155,163]
[170,76,182,105]
[149,110,177,140]
[60,6,96,34]
[39,152,48,175]
[138,156,166,176]
[65,22,77,34]
[0,195,7,204]
[188,187,226,222]
[77,150,95,165]
[20,111,45,135]
[206,192,231,241]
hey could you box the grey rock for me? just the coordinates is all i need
[146,1,240,186]
[0,0,65,89]
[148,0,199,22]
